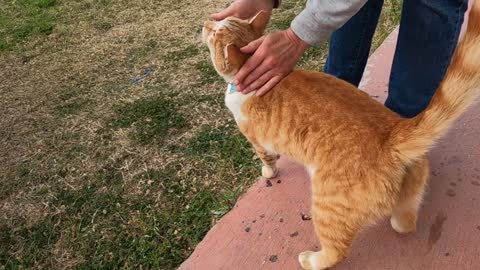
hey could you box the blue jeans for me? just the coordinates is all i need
[325,0,468,118]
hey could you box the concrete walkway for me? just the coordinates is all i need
[179,25,480,270]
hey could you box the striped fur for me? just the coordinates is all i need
[391,0,480,165]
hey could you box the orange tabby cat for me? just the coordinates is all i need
[202,2,480,269]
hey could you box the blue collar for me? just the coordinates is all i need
[227,82,237,94]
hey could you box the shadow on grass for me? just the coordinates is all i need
[112,96,189,145]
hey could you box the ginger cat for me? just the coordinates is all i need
[202,2,480,269]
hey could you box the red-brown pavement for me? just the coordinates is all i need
[179,20,480,270]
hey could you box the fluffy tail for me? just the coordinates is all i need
[391,0,480,164]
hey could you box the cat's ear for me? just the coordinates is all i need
[225,43,247,68]
[249,10,270,34]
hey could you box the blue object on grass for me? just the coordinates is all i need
[131,69,155,85]
[143,69,153,76]
[131,77,141,84]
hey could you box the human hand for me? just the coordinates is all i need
[234,28,310,96]
[210,0,274,21]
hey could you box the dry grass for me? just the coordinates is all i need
[0,0,401,269]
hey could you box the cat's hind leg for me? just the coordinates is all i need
[252,144,279,179]
[390,157,429,233]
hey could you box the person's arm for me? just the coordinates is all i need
[291,0,368,46]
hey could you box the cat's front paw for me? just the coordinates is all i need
[299,250,335,270]
[261,165,278,179]
[299,251,317,270]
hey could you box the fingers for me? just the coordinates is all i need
[241,70,273,94]
[256,76,282,97]
[210,8,232,21]
[234,37,267,85]
[239,61,271,91]
[240,37,265,54]
[236,39,266,89]
[234,52,263,86]
[237,37,270,91]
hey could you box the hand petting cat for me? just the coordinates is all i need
[234,29,309,96]
[210,0,274,21]
[211,0,310,96]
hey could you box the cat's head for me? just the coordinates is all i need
[202,11,270,82]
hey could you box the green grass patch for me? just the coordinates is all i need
[0,161,53,201]
[269,0,305,31]
[299,45,329,68]
[95,166,123,187]
[113,97,188,144]
[195,61,223,85]
[164,44,200,66]
[54,186,151,269]
[195,92,224,105]
[54,98,91,117]
[371,0,402,53]
[158,190,220,267]
[0,215,60,268]
[132,165,241,269]
[128,45,157,63]
[0,0,57,52]
[269,11,296,31]
[24,165,232,270]
[186,123,256,170]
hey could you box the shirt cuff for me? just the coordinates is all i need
[290,0,368,47]
[291,9,331,47]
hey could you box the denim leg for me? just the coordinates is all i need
[325,0,384,87]
[385,0,468,118]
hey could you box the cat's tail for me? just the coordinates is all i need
[391,0,480,165]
